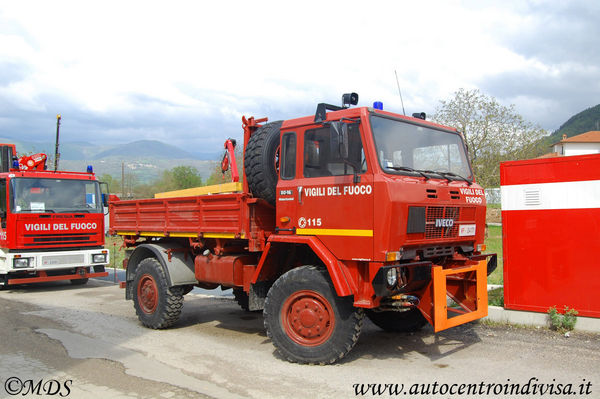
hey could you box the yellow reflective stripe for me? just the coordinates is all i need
[115,231,246,239]
[140,232,165,237]
[203,232,246,239]
[296,228,373,237]
[170,232,198,238]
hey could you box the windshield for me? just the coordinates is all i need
[370,115,472,180]
[10,177,103,214]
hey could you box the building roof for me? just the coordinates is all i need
[537,152,560,159]
[553,131,600,146]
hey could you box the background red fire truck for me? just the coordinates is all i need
[0,143,109,288]
[110,94,496,364]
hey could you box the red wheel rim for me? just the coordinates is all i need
[281,290,335,346]
[137,274,158,314]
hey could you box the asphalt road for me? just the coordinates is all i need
[0,278,599,399]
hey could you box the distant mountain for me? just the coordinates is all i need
[0,137,219,184]
[547,104,600,144]
[93,140,198,160]
[0,138,108,160]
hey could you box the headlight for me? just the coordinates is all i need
[13,257,33,268]
[92,254,107,263]
[386,268,398,287]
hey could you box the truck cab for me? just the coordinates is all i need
[277,106,486,263]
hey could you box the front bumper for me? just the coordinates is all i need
[0,248,110,273]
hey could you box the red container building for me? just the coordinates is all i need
[500,154,600,318]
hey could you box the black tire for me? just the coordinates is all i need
[264,266,364,364]
[366,308,427,332]
[244,121,283,205]
[70,278,89,285]
[233,288,250,311]
[0,275,7,290]
[132,258,184,329]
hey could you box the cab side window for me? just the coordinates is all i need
[303,124,366,178]
[0,179,6,227]
[280,132,296,180]
[0,179,5,213]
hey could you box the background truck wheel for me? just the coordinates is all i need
[133,257,184,329]
[264,265,364,364]
[365,308,428,332]
[244,121,283,205]
[70,278,89,285]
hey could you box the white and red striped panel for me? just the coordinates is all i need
[500,154,600,318]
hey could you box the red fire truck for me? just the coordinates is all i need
[0,144,109,288]
[110,94,495,364]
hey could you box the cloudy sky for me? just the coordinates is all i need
[0,1,598,156]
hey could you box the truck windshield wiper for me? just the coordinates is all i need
[386,166,431,180]
[435,171,472,185]
[18,209,56,213]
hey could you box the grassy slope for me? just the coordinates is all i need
[485,225,503,285]
[105,235,126,270]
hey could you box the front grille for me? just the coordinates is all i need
[23,233,94,247]
[423,246,454,258]
[425,206,460,239]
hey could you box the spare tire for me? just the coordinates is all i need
[244,121,282,205]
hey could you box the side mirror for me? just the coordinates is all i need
[330,122,349,160]
[99,182,110,207]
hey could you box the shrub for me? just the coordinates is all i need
[548,306,578,333]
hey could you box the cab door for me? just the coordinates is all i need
[276,121,374,261]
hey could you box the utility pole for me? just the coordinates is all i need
[54,114,61,171]
[121,162,125,198]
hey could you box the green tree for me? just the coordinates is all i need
[98,174,119,193]
[171,165,203,189]
[432,88,546,187]
[205,147,243,186]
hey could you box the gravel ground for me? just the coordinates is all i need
[0,279,598,398]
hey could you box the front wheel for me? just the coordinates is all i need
[132,258,184,329]
[264,266,364,364]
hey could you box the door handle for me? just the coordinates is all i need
[297,186,303,204]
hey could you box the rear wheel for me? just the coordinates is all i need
[244,121,282,205]
[264,266,364,364]
[366,308,427,332]
[133,258,184,329]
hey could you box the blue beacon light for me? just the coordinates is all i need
[373,101,383,110]
[87,165,93,173]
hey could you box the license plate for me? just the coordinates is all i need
[459,224,476,236]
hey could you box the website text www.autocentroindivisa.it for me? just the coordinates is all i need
[353,377,592,397]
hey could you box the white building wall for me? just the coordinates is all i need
[553,142,600,156]
[564,142,600,156]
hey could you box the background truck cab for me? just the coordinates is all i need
[0,143,109,288]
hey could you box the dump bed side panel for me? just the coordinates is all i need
[110,193,249,237]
